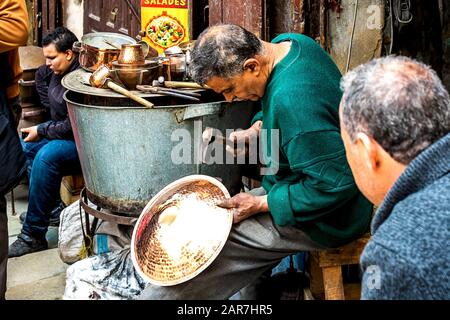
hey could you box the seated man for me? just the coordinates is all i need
[139,24,373,299]
[9,27,82,258]
[340,56,450,299]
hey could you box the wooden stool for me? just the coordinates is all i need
[60,174,84,206]
[307,234,371,300]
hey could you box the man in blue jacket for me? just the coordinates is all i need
[340,56,450,299]
[8,27,82,258]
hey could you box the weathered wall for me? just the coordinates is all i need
[63,0,84,40]
[328,0,384,74]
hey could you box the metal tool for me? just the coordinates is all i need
[89,65,154,108]
[153,77,210,90]
[103,39,120,49]
[136,85,201,101]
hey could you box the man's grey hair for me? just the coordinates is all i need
[189,24,262,85]
[340,55,450,164]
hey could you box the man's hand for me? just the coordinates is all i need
[227,120,262,158]
[217,192,268,224]
[21,126,40,142]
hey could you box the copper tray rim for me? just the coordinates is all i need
[130,174,233,286]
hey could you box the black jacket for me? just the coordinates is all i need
[36,59,80,140]
[0,101,26,196]
[0,51,26,196]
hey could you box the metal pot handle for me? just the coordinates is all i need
[72,41,83,53]
[18,79,36,87]
[23,109,46,119]
[137,40,149,58]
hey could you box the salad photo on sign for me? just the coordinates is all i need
[145,12,186,49]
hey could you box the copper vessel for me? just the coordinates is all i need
[72,32,136,72]
[111,60,160,90]
[131,175,233,286]
[118,44,146,65]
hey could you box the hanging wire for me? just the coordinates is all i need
[388,0,394,54]
[345,0,359,73]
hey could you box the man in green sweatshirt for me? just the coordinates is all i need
[139,24,372,300]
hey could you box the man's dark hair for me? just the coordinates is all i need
[190,24,262,85]
[42,26,78,52]
[340,55,450,164]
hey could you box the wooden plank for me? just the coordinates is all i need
[41,0,48,35]
[60,175,84,207]
[319,0,326,49]
[322,266,345,300]
[208,0,223,26]
[48,0,56,33]
[293,0,305,34]
[269,0,304,38]
[61,175,84,193]
[316,235,370,267]
[209,0,263,38]
[344,283,361,300]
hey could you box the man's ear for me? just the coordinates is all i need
[243,58,260,74]
[356,132,380,172]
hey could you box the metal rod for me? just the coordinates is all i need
[124,0,141,25]
[136,85,201,101]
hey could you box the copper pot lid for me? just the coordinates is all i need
[19,46,45,71]
[62,68,156,97]
[131,175,233,286]
[80,32,136,50]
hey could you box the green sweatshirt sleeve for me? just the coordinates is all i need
[267,130,359,226]
[251,110,263,125]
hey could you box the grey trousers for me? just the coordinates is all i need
[0,196,7,300]
[139,188,326,300]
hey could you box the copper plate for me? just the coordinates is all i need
[131,175,233,286]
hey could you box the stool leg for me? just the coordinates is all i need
[309,253,325,299]
[322,266,345,300]
[10,190,16,216]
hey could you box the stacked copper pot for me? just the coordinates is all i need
[111,43,160,90]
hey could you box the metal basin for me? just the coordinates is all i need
[64,90,258,216]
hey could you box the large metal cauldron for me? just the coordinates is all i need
[63,85,258,216]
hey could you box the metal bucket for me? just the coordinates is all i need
[64,90,258,216]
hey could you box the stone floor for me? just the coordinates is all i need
[5,183,67,300]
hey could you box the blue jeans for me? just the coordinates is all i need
[21,138,81,239]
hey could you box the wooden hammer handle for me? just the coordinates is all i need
[163,81,209,89]
[107,81,154,108]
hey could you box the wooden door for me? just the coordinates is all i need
[41,0,63,36]
[84,0,141,39]
[209,0,267,39]
[29,0,63,46]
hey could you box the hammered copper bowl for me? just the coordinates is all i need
[111,60,160,90]
[131,175,233,286]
